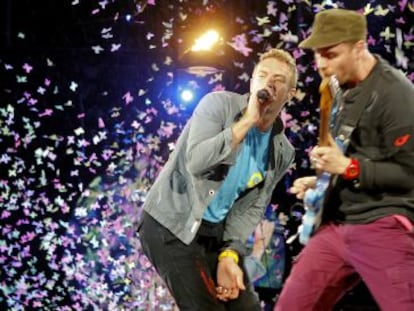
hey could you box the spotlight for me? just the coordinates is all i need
[177,28,225,77]
[191,30,220,52]
[125,14,132,22]
[180,89,194,102]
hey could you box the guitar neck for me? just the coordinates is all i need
[319,103,331,146]
[318,78,334,146]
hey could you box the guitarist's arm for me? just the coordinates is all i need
[290,134,351,200]
[309,134,351,175]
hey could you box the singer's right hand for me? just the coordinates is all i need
[290,176,317,199]
[245,86,275,125]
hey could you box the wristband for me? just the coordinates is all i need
[218,249,239,264]
[343,158,360,180]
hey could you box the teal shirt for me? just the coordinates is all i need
[203,127,271,222]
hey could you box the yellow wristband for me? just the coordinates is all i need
[218,250,239,264]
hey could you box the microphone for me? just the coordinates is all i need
[257,89,271,104]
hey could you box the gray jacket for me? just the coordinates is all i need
[143,91,294,251]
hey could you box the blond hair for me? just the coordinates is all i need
[254,48,298,88]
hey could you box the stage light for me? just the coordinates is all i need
[177,29,225,77]
[180,89,194,102]
[125,14,132,22]
[191,30,220,52]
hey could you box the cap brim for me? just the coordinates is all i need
[299,36,345,49]
[298,37,315,49]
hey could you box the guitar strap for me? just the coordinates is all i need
[335,87,378,152]
[334,58,383,150]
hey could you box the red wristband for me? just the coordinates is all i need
[343,158,360,180]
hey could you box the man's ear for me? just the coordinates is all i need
[355,40,365,55]
[288,88,296,101]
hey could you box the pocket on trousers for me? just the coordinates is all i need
[141,212,180,245]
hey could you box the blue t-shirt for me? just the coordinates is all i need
[203,127,271,222]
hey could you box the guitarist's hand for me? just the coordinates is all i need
[290,176,317,199]
[310,135,351,175]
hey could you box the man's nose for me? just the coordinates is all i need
[264,82,277,98]
[266,76,277,89]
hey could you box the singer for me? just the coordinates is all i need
[138,48,297,311]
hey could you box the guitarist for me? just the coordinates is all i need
[275,8,414,311]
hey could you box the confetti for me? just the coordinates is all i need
[1,1,413,310]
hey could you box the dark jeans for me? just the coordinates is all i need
[138,211,261,311]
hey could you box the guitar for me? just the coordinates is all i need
[299,76,341,245]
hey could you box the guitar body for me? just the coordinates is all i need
[299,172,330,244]
[298,76,341,245]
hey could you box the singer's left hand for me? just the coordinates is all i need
[216,258,245,301]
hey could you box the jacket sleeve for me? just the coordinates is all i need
[186,92,240,177]
[222,201,267,255]
[244,255,267,282]
[357,78,414,191]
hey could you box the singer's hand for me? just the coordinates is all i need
[216,258,245,301]
[245,87,275,126]
[245,91,264,124]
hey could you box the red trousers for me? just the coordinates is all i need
[275,216,414,311]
